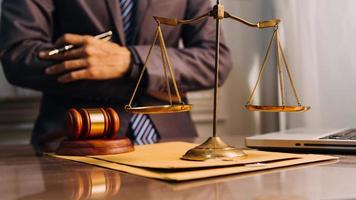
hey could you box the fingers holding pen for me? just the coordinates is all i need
[57,69,91,83]
[57,47,100,61]
[56,65,113,83]
[41,32,132,83]
[39,44,99,61]
[45,58,98,83]
[55,33,98,47]
[45,59,88,75]
[39,34,99,60]
[45,57,119,83]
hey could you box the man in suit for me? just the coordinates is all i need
[0,0,232,146]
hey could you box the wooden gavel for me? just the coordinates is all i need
[56,107,134,156]
[65,108,120,140]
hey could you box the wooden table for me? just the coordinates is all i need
[1,136,355,200]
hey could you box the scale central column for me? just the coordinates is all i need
[181,1,247,161]
[213,0,222,137]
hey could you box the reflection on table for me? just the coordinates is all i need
[1,137,356,200]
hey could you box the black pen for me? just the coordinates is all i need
[47,31,113,56]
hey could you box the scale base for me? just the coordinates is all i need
[181,137,247,161]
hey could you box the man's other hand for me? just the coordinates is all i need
[39,33,132,83]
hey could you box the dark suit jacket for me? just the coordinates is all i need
[0,0,233,145]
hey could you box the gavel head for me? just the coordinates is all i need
[65,108,120,140]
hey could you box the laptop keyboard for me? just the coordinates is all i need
[320,129,356,140]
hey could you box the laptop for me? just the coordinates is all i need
[245,128,356,152]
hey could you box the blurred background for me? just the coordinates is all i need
[0,0,355,144]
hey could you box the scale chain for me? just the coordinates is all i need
[277,32,302,106]
[158,25,173,105]
[246,29,277,105]
[275,26,286,106]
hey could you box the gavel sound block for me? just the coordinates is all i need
[56,108,134,156]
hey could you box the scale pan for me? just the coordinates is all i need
[125,104,192,114]
[245,105,310,112]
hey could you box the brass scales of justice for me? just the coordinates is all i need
[125,0,310,161]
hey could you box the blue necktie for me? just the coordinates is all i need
[129,114,160,145]
[119,0,160,145]
[119,0,135,45]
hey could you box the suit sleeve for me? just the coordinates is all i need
[0,0,136,102]
[133,0,233,94]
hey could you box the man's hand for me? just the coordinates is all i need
[39,33,132,83]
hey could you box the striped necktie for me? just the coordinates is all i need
[119,0,160,145]
[129,114,160,145]
[119,0,135,45]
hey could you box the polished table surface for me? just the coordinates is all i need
[1,136,356,200]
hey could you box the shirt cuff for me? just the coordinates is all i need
[127,46,142,80]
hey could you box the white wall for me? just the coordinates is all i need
[193,0,280,138]
[219,0,279,136]
[272,0,356,129]
[220,0,356,133]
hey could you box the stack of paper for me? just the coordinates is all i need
[51,142,337,181]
